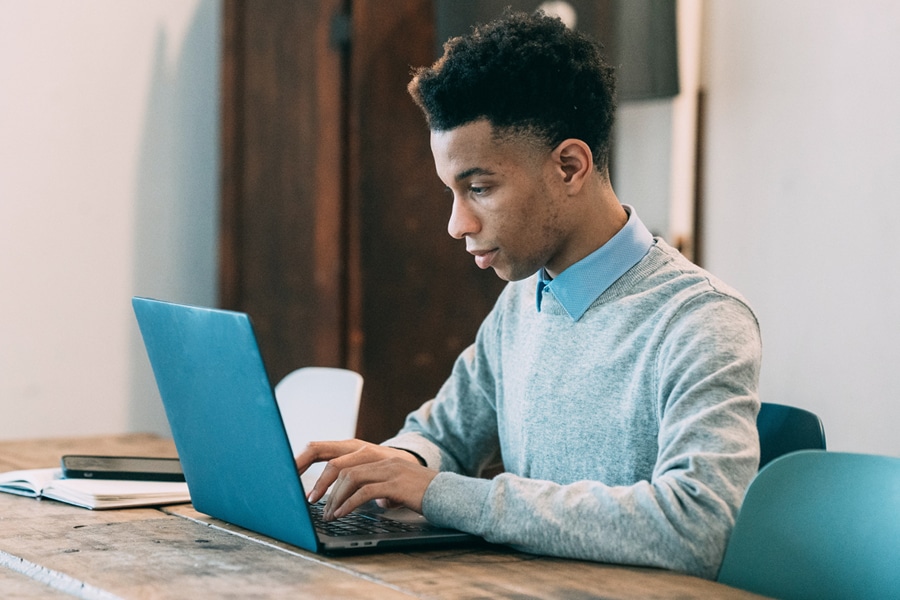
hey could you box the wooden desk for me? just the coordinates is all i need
[0,435,769,599]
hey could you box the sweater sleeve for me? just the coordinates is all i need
[408,293,762,580]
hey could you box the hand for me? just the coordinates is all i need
[295,439,438,520]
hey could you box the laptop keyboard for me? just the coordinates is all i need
[309,501,439,537]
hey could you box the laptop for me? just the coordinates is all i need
[132,297,478,553]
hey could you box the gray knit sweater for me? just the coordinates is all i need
[385,238,762,579]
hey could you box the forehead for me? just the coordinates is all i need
[430,121,543,182]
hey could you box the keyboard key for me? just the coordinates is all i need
[309,501,440,536]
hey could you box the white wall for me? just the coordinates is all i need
[701,0,900,456]
[615,0,702,256]
[0,0,220,440]
[615,99,674,238]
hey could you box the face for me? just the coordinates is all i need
[430,120,575,281]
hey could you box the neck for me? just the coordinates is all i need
[546,172,627,278]
[590,174,628,244]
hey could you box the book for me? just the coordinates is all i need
[0,467,190,510]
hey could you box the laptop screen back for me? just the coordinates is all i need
[132,297,319,553]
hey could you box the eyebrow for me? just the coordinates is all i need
[454,167,496,182]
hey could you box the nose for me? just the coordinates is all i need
[447,196,480,240]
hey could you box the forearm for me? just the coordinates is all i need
[419,387,760,580]
[421,469,739,579]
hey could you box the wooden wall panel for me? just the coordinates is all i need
[221,0,347,382]
[221,0,504,444]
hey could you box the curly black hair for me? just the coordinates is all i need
[408,10,617,171]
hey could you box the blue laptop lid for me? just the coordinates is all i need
[132,297,319,553]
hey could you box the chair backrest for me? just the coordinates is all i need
[718,450,900,600]
[274,367,363,490]
[757,402,826,469]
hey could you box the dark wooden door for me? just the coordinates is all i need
[221,0,504,443]
[220,0,347,376]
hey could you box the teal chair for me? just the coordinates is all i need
[718,450,900,599]
[757,402,826,469]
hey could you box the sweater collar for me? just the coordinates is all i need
[536,205,654,321]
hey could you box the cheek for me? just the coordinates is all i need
[508,195,561,254]
[534,186,565,236]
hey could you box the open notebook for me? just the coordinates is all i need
[0,467,189,510]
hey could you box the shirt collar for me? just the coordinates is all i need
[535,204,654,321]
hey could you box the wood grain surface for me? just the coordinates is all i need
[0,434,769,599]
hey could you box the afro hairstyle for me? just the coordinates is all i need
[408,10,617,171]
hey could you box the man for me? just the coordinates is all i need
[296,11,761,579]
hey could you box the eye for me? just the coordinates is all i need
[469,185,489,196]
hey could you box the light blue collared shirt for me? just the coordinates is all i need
[536,204,654,321]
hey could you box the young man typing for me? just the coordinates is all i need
[296,11,761,579]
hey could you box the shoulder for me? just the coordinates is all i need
[616,238,758,322]
[659,240,759,330]
[590,238,761,359]
[641,244,762,374]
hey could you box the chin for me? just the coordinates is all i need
[493,266,536,282]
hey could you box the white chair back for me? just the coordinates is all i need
[274,367,363,490]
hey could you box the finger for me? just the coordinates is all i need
[308,465,341,504]
[307,443,387,503]
[294,439,359,473]
[324,465,401,519]
[322,458,430,519]
[330,481,400,520]
[322,461,385,519]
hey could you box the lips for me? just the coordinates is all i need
[468,248,498,270]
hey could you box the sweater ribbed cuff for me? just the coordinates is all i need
[422,471,493,533]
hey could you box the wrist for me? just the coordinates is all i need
[391,447,427,466]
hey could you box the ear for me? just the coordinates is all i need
[552,139,594,194]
